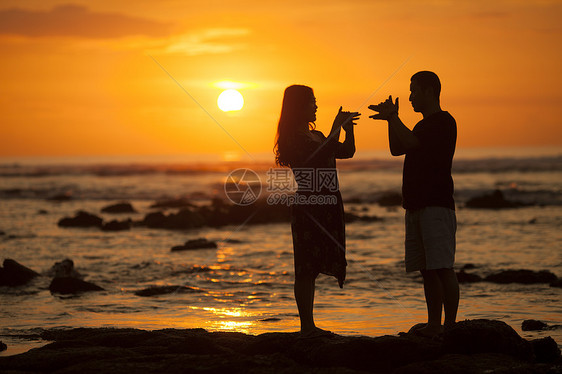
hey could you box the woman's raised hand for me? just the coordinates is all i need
[334,106,361,132]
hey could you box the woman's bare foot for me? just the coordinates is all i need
[412,324,443,338]
[299,326,333,338]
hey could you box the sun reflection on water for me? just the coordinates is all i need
[187,306,257,334]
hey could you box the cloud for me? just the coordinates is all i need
[0,4,171,38]
[161,28,250,56]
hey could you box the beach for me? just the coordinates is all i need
[1,148,561,363]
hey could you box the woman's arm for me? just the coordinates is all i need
[333,107,359,158]
[336,121,356,159]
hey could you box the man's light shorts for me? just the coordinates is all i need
[405,206,456,272]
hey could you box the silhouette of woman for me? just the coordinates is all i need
[274,85,359,337]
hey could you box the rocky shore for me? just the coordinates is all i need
[0,319,559,373]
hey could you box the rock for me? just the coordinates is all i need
[531,336,561,363]
[140,198,293,231]
[46,259,82,279]
[150,198,194,209]
[465,189,529,209]
[37,209,48,215]
[346,196,364,204]
[345,212,382,223]
[550,279,562,288]
[142,211,167,228]
[0,341,6,352]
[462,263,476,270]
[522,319,549,331]
[456,270,482,283]
[58,211,103,228]
[168,209,206,229]
[484,269,558,284]
[49,277,104,294]
[0,258,40,287]
[377,192,402,207]
[101,219,132,231]
[101,202,136,214]
[171,238,218,251]
[134,285,202,297]
[441,319,533,360]
[47,191,73,201]
[0,319,556,374]
[0,231,5,236]
[142,209,205,230]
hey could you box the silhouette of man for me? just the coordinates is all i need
[369,71,459,337]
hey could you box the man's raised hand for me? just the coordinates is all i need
[368,95,399,120]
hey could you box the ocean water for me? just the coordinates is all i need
[1,147,561,355]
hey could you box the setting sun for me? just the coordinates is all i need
[217,89,244,112]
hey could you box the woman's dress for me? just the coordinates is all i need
[290,130,353,288]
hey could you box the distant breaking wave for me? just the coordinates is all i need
[0,155,560,177]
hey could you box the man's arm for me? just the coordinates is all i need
[369,96,420,156]
[387,112,420,156]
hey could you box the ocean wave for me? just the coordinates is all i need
[1,154,561,177]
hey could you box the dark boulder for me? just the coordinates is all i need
[171,238,218,252]
[49,277,104,294]
[530,336,561,363]
[522,319,549,331]
[134,285,202,297]
[484,269,558,284]
[47,191,73,201]
[0,341,6,352]
[167,209,206,229]
[0,319,559,374]
[345,212,382,223]
[101,202,136,214]
[58,211,103,228]
[48,258,103,294]
[441,319,533,360]
[465,189,529,209]
[142,211,167,228]
[377,192,402,207]
[0,258,40,287]
[142,209,205,230]
[150,198,194,209]
[46,259,81,279]
[550,279,562,288]
[456,270,482,283]
[101,219,132,231]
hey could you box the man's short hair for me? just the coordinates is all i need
[411,71,441,99]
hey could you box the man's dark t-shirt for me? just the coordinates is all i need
[402,111,456,210]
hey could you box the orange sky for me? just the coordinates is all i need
[1,0,561,158]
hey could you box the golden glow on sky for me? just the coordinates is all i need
[1,0,561,157]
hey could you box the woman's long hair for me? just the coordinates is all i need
[274,85,315,167]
